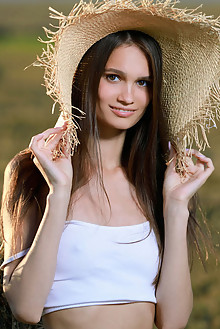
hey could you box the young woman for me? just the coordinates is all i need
[1,1,219,329]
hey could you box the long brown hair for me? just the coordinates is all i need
[1,31,208,280]
[70,31,164,269]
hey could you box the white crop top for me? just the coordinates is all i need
[1,219,159,316]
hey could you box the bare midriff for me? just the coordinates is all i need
[43,302,155,329]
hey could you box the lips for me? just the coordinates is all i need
[110,106,135,112]
[110,106,136,118]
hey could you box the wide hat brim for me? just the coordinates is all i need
[35,0,220,172]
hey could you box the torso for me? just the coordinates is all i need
[43,302,155,329]
[43,167,156,329]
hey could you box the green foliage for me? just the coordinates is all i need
[0,2,219,328]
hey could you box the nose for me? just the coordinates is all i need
[117,83,134,105]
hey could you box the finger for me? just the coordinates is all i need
[186,149,205,161]
[62,143,71,159]
[46,122,69,144]
[58,137,72,160]
[195,157,207,172]
[29,127,63,151]
[33,155,40,168]
[198,155,214,173]
[30,127,63,145]
[186,149,211,169]
[60,122,71,158]
[40,127,63,141]
[192,153,214,183]
[188,150,214,169]
[29,133,44,149]
[45,130,64,149]
[50,123,71,160]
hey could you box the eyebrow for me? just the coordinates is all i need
[104,68,152,81]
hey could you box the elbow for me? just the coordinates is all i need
[155,293,193,329]
[156,323,189,329]
[155,317,191,329]
[4,288,42,324]
[155,305,192,329]
[12,308,41,325]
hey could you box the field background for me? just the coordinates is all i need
[0,1,219,328]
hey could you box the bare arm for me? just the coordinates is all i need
[3,125,72,324]
[155,149,214,329]
[155,204,192,329]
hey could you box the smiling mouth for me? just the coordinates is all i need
[110,106,136,112]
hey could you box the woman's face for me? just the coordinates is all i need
[96,44,152,132]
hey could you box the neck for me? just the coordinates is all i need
[90,124,126,171]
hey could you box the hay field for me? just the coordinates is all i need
[0,1,219,329]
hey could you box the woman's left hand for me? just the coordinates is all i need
[163,147,214,207]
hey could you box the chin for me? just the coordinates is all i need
[99,118,139,132]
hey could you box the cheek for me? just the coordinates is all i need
[98,79,107,103]
[98,79,116,104]
[138,89,151,108]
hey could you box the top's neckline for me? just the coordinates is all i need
[65,219,149,229]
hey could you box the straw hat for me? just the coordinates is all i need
[35,0,220,172]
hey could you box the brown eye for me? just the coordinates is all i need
[106,74,120,82]
[137,80,148,87]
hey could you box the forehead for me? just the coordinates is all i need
[105,44,151,75]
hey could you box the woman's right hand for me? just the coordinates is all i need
[29,123,73,192]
